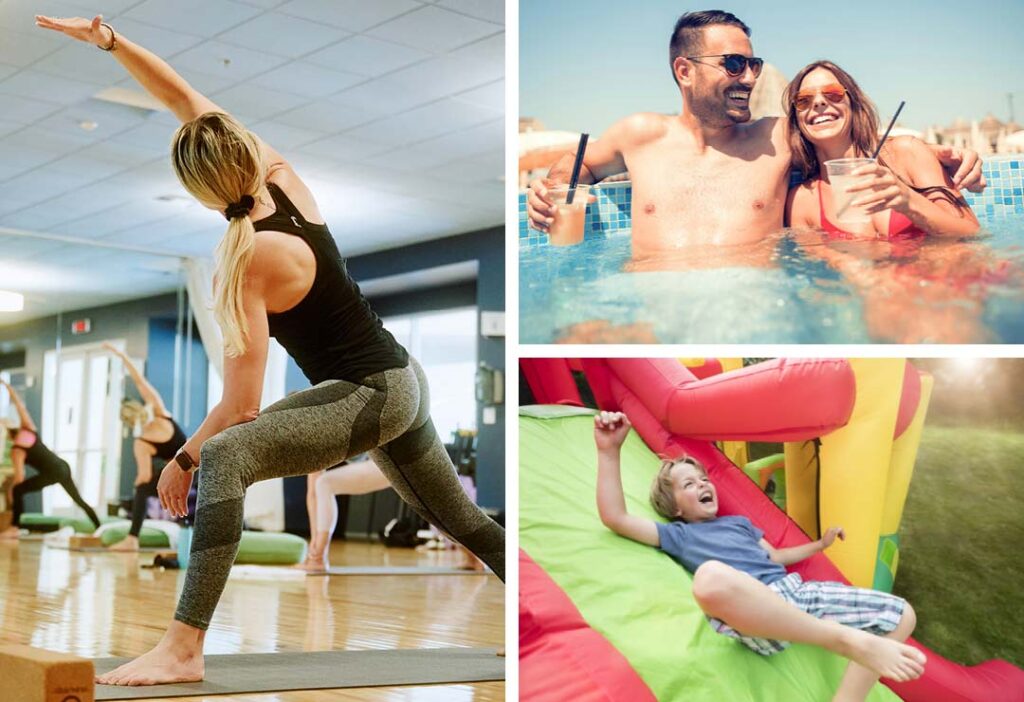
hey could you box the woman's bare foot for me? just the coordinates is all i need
[0,527,21,540]
[294,549,328,572]
[96,622,205,686]
[838,628,926,682]
[107,535,140,552]
[457,545,485,571]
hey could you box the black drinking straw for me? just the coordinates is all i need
[565,132,590,205]
[873,101,905,159]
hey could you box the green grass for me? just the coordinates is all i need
[894,426,1024,667]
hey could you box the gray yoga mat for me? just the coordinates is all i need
[94,647,503,700]
[308,565,490,576]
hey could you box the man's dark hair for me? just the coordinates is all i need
[669,10,751,83]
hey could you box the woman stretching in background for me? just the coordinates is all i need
[1,379,102,538]
[104,343,187,552]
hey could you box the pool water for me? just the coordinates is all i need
[519,220,1024,344]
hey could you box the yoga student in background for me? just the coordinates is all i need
[37,13,504,686]
[299,457,485,572]
[103,343,187,552]
[1,380,102,539]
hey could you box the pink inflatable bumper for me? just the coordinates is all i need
[573,357,1024,702]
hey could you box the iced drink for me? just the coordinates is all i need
[825,158,874,225]
[547,184,592,246]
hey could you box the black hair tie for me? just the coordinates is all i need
[224,194,255,221]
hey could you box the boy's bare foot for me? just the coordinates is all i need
[838,629,926,682]
[457,546,485,571]
[108,535,140,552]
[96,640,204,686]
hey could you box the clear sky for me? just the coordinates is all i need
[520,0,1024,135]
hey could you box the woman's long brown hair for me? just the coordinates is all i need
[784,60,879,182]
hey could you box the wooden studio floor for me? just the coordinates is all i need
[0,538,505,701]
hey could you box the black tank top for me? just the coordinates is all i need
[254,183,409,384]
[10,429,68,475]
[138,416,187,461]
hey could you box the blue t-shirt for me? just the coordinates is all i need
[656,515,787,585]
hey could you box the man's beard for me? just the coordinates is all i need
[690,85,752,127]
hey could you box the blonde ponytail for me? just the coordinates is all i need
[214,215,256,356]
[170,112,266,356]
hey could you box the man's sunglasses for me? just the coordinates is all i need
[794,83,848,112]
[686,54,764,78]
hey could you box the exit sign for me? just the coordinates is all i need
[71,318,91,335]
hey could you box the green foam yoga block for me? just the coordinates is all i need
[19,513,119,533]
[99,524,171,548]
[236,530,307,565]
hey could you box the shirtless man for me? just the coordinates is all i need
[526,10,983,260]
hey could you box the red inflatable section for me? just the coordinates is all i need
[582,358,1024,702]
[893,361,922,439]
[520,358,582,406]
[604,357,856,442]
[519,549,656,702]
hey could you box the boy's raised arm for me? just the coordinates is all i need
[595,411,660,547]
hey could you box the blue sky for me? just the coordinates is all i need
[520,0,1024,135]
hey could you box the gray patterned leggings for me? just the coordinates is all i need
[174,358,505,630]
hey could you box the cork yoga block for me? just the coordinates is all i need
[68,536,103,549]
[0,644,94,702]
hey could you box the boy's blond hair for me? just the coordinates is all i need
[650,456,706,521]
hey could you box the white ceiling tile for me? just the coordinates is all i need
[429,151,503,184]
[48,0,143,15]
[447,32,502,74]
[172,41,289,83]
[107,120,180,155]
[234,0,288,8]
[0,168,94,205]
[367,5,499,53]
[277,0,421,32]
[50,201,171,238]
[102,18,206,57]
[123,0,263,37]
[252,61,363,99]
[386,54,499,103]
[304,35,428,77]
[361,141,460,172]
[210,84,309,123]
[218,12,349,58]
[69,141,166,172]
[247,120,327,150]
[344,98,499,146]
[328,75,441,115]
[294,133,392,162]
[0,94,62,126]
[0,69,105,106]
[35,100,151,142]
[451,79,503,112]
[410,116,502,157]
[0,29,62,68]
[0,64,16,81]
[273,100,373,133]
[30,44,132,85]
[436,0,504,25]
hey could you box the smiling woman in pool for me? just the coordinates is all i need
[784,60,979,239]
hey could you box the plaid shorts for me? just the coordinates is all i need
[707,572,907,656]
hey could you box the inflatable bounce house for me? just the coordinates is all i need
[519,357,1024,702]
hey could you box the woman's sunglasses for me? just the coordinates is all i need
[794,83,848,112]
[686,54,764,78]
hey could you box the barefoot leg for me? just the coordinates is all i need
[833,604,918,702]
[96,620,205,686]
[107,534,140,552]
[692,562,925,682]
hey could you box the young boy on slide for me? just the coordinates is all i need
[594,411,925,702]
